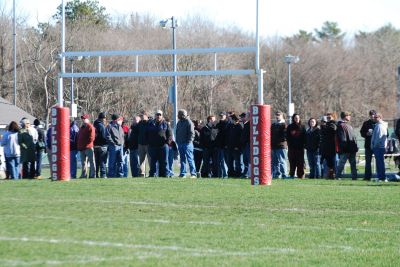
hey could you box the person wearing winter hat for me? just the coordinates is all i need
[93,112,108,178]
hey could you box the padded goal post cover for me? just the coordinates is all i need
[50,106,71,181]
[250,105,272,185]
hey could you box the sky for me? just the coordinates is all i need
[4,0,400,37]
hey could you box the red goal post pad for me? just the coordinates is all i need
[250,105,272,185]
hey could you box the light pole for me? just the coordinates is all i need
[284,54,299,121]
[160,16,178,129]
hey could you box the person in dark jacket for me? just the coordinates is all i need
[360,110,377,180]
[215,112,229,178]
[146,110,172,177]
[137,111,150,177]
[128,115,141,177]
[226,114,243,178]
[70,120,80,179]
[93,112,108,178]
[320,113,338,179]
[336,111,358,180]
[176,109,196,178]
[240,112,250,178]
[193,120,202,177]
[106,114,125,178]
[305,118,321,178]
[33,119,45,179]
[286,113,306,178]
[200,115,218,178]
[271,111,288,178]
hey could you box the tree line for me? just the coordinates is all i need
[1,0,399,127]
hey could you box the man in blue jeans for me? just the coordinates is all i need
[371,113,388,182]
[106,114,125,178]
[271,111,288,178]
[176,109,197,178]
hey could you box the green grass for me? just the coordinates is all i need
[0,177,399,266]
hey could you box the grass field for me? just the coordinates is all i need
[0,177,399,266]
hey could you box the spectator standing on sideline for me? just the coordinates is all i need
[360,110,377,181]
[271,111,288,179]
[70,120,80,179]
[77,114,96,178]
[176,109,197,178]
[33,119,46,179]
[226,114,243,178]
[286,113,306,178]
[336,111,358,180]
[240,112,250,178]
[215,112,229,178]
[200,115,218,178]
[106,114,125,178]
[371,113,388,182]
[128,115,141,177]
[146,110,172,177]
[1,121,21,179]
[121,120,130,177]
[93,112,108,178]
[305,118,321,178]
[320,113,338,179]
[137,111,151,177]
[18,119,37,179]
[192,120,203,177]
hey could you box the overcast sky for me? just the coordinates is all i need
[5,0,400,37]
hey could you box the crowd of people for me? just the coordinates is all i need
[272,110,392,182]
[0,108,396,181]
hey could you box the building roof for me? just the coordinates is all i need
[0,97,37,128]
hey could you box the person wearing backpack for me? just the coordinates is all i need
[93,112,108,178]
[200,115,218,178]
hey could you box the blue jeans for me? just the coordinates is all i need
[217,148,228,178]
[35,150,44,176]
[129,148,140,177]
[148,145,168,177]
[70,150,78,178]
[242,144,250,178]
[336,153,357,179]
[364,148,373,179]
[108,145,124,178]
[167,146,175,177]
[6,156,20,179]
[306,150,321,178]
[272,149,288,178]
[373,147,386,180]
[94,146,108,178]
[177,142,196,176]
[122,150,129,177]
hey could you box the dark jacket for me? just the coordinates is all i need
[93,119,108,146]
[176,118,195,144]
[137,120,149,146]
[337,120,358,154]
[106,121,125,146]
[286,122,306,150]
[271,120,287,149]
[305,127,320,152]
[320,120,337,157]
[35,127,46,151]
[241,121,250,148]
[146,119,172,147]
[200,124,218,149]
[215,119,229,148]
[360,119,376,150]
[193,126,201,149]
[227,122,243,150]
[127,123,140,150]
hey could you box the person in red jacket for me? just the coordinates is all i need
[77,114,96,178]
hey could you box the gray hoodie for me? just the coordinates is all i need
[371,120,388,149]
[175,117,195,144]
